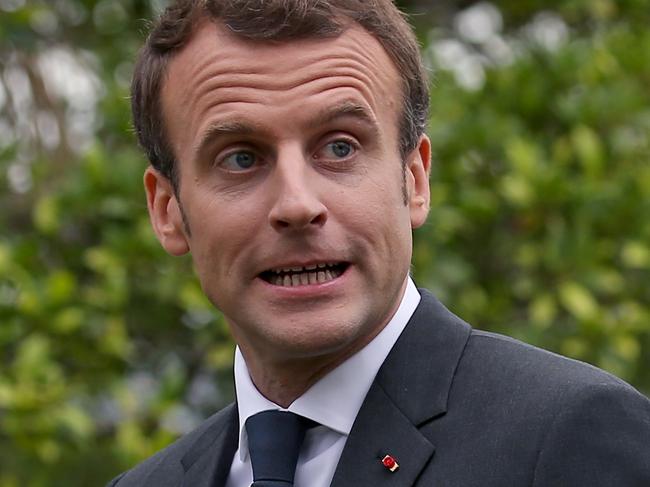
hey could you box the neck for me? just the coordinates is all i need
[240,322,388,407]
[244,356,336,408]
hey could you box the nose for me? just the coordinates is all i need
[268,152,328,232]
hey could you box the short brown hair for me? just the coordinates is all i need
[131,0,429,188]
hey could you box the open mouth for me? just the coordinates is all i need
[260,262,350,287]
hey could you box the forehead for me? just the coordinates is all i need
[161,20,402,161]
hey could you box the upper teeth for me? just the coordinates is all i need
[274,263,338,274]
[267,264,343,287]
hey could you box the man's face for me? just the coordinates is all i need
[146,21,430,370]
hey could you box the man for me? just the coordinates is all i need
[109,0,650,485]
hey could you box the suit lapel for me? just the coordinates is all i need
[181,403,239,487]
[329,382,435,487]
[330,290,471,487]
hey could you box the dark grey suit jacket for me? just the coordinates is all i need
[108,290,650,486]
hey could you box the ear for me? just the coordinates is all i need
[144,166,190,256]
[406,134,431,229]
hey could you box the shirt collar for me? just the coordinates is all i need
[233,277,421,460]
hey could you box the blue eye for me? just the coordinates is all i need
[313,139,358,167]
[221,151,257,170]
[327,140,353,158]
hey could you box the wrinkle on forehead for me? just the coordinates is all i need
[182,20,386,78]
[192,58,380,97]
[169,29,394,102]
[161,22,401,162]
[191,60,381,102]
[190,70,382,138]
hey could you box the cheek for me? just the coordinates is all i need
[184,204,240,279]
[334,184,411,251]
[188,186,265,243]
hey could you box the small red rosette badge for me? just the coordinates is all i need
[381,454,399,472]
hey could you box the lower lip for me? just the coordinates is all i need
[257,266,351,297]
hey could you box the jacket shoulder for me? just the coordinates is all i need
[106,403,236,486]
[465,329,643,395]
[432,327,650,485]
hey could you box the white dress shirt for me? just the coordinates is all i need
[225,277,421,487]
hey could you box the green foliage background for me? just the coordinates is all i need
[0,0,648,485]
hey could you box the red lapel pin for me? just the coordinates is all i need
[381,454,399,472]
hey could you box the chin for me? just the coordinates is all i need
[266,315,375,362]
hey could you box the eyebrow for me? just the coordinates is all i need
[193,120,258,158]
[192,100,380,158]
[312,101,380,134]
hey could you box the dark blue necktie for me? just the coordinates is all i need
[245,410,314,487]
